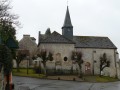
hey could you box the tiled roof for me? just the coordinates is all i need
[31,37,36,40]
[38,31,117,49]
[38,31,75,45]
[19,35,37,50]
[73,36,117,49]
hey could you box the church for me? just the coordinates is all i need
[37,6,120,77]
[19,6,120,77]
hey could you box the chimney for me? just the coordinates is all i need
[23,34,30,38]
[38,31,41,44]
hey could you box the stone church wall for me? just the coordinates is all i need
[38,43,75,74]
[38,43,118,77]
[76,48,117,77]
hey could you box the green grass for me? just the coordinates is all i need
[96,76,118,82]
[12,68,45,78]
[83,75,119,82]
[12,69,119,82]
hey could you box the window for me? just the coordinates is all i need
[64,57,68,61]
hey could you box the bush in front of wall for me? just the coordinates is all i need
[33,66,41,74]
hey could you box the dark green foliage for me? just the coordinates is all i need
[100,53,110,76]
[33,66,41,74]
[6,37,18,49]
[0,20,16,44]
[0,45,12,75]
[0,0,19,45]
[0,13,19,64]
[0,1,19,89]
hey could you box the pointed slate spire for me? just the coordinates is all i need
[62,6,73,28]
[62,6,73,40]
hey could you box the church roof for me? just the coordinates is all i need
[73,36,117,49]
[38,31,75,45]
[38,32,117,49]
[31,37,36,40]
[38,6,117,49]
[62,6,73,28]
[19,35,37,50]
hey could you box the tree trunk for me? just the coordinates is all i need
[100,65,107,76]
[100,68,102,76]
[78,63,82,78]
[43,62,47,76]
[17,62,20,72]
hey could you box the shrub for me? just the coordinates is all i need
[33,66,41,74]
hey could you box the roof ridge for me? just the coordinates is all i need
[73,36,117,49]
[52,31,61,35]
[74,35,108,38]
[38,31,75,44]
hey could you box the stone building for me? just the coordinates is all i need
[19,35,37,56]
[37,6,120,77]
[18,35,37,67]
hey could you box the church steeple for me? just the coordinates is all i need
[62,6,73,40]
[62,6,73,28]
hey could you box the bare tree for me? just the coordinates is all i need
[0,0,20,27]
[100,53,110,76]
[16,50,29,72]
[37,50,53,76]
[71,51,83,78]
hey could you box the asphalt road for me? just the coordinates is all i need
[13,76,120,90]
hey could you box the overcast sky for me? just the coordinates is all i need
[11,0,120,53]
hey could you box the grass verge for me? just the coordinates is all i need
[12,68,45,78]
[12,69,119,82]
[83,75,119,82]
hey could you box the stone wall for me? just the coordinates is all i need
[76,48,117,77]
[37,43,119,77]
[38,43,74,71]
[39,44,117,77]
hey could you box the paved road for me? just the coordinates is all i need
[13,76,120,90]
